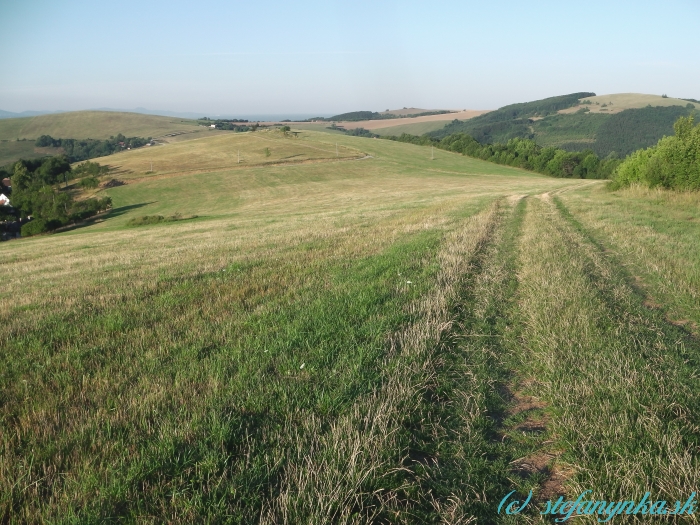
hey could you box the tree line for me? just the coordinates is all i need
[197,118,252,131]
[323,110,454,122]
[383,133,620,179]
[36,133,151,162]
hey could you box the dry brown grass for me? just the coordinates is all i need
[558,93,693,115]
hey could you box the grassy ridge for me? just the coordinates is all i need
[0,111,199,141]
[90,129,363,181]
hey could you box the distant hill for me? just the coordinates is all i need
[328,109,454,122]
[0,109,63,119]
[0,110,200,142]
[429,92,698,157]
[560,93,695,114]
[0,110,210,168]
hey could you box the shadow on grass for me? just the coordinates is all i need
[54,202,155,234]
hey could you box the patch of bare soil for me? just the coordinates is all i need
[504,379,574,501]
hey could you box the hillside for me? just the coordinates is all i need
[560,93,695,114]
[0,111,231,167]
[0,110,200,142]
[89,129,363,182]
[429,92,698,157]
[3,130,700,521]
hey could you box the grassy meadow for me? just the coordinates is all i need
[2,131,700,523]
[372,121,451,137]
[0,111,200,141]
[560,93,694,114]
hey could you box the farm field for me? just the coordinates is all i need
[1,132,699,523]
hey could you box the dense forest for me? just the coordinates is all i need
[614,115,700,190]
[429,93,698,158]
[383,132,620,180]
[430,92,594,141]
[35,134,151,162]
[559,105,696,157]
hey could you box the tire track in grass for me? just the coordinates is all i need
[260,200,516,524]
[516,195,700,522]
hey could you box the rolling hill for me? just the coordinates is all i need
[3,129,700,521]
[0,110,201,141]
[0,110,227,167]
[429,92,698,157]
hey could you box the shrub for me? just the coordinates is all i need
[20,218,63,236]
[127,215,165,227]
[614,116,700,190]
[126,213,197,227]
[79,176,99,189]
[21,219,47,236]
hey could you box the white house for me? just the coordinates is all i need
[210,124,216,128]
[0,194,10,207]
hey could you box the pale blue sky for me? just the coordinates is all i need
[1,0,698,115]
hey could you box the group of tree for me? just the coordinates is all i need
[321,110,454,122]
[613,116,700,191]
[383,132,621,179]
[1,156,112,236]
[35,133,151,162]
[326,124,378,138]
[198,118,252,131]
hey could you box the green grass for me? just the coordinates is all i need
[515,193,700,513]
[372,120,452,136]
[2,131,700,522]
[0,140,64,167]
[0,110,200,141]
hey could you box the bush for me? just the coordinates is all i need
[614,116,700,190]
[126,213,197,227]
[127,215,165,226]
[21,219,47,236]
[79,176,99,189]
[20,218,63,236]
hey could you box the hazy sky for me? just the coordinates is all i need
[1,0,699,115]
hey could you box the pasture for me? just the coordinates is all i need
[559,93,694,114]
[2,131,699,523]
[0,111,200,142]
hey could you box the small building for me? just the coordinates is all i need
[1,178,10,188]
[0,194,10,207]
[210,124,216,128]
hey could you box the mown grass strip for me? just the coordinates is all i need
[258,202,504,524]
